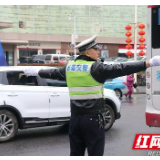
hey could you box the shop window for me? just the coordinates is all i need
[43,50,56,54]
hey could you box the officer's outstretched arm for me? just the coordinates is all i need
[39,66,66,80]
[23,65,66,80]
[98,56,160,82]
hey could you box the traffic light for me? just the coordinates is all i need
[19,21,24,28]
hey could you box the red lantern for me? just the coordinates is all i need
[125,38,132,43]
[139,50,145,56]
[126,51,132,58]
[125,32,132,37]
[125,25,132,58]
[138,30,145,36]
[138,44,145,49]
[125,25,132,30]
[126,44,133,49]
[138,23,146,57]
[139,37,145,43]
[138,24,145,29]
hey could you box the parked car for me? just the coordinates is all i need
[44,54,71,65]
[113,57,128,63]
[103,57,127,65]
[104,77,127,99]
[126,56,146,63]
[59,56,73,65]
[0,66,121,142]
[31,55,47,64]
[19,56,32,63]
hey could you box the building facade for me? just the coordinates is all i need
[0,5,147,65]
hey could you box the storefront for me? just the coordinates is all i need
[17,42,61,59]
[2,40,28,66]
[0,22,29,66]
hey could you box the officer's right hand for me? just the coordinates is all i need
[149,56,160,67]
[23,67,39,76]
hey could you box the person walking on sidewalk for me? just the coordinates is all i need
[125,74,134,99]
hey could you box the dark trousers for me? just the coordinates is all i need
[126,86,133,97]
[69,114,105,156]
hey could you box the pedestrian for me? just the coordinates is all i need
[24,35,160,156]
[125,74,134,99]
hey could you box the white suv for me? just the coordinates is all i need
[0,66,121,142]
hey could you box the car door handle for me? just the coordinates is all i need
[50,94,60,97]
[8,94,18,96]
[109,84,113,86]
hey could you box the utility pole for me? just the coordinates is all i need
[129,5,141,83]
[68,14,78,59]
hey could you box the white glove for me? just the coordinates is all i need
[149,56,160,67]
[23,67,39,76]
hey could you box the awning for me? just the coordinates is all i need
[1,40,29,45]
[0,22,13,29]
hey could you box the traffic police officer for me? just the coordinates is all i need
[24,35,160,156]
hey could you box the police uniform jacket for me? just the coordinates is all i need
[39,55,146,115]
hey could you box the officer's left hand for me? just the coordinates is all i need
[149,56,160,67]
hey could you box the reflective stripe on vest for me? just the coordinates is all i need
[69,85,102,92]
[70,93,103,100]
[66,60,103,100]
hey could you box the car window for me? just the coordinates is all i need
[43,78,67,87]
[53,56,58,60]
[32,56,38,60]
[0,72,4,83]
[45,55,51,60]
[6,71,38,86]
[59,57,66,61]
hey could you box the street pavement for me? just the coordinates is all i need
[1,94,158,156]
[133,86,146,94]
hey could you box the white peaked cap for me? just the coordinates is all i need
[75,35,100,52]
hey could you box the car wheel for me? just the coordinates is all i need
[0,110,18,142]
[114,89,122,99]
[104,104,115,131]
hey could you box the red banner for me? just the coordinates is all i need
[132,134,160,149]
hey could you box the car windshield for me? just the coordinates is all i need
[32,55,38,60]
[60,57,71,61]
[110,57,118,61]
[59,57,67,61]
[38,55,46,60]
[114,57,127,62]
[102,58,113,61]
